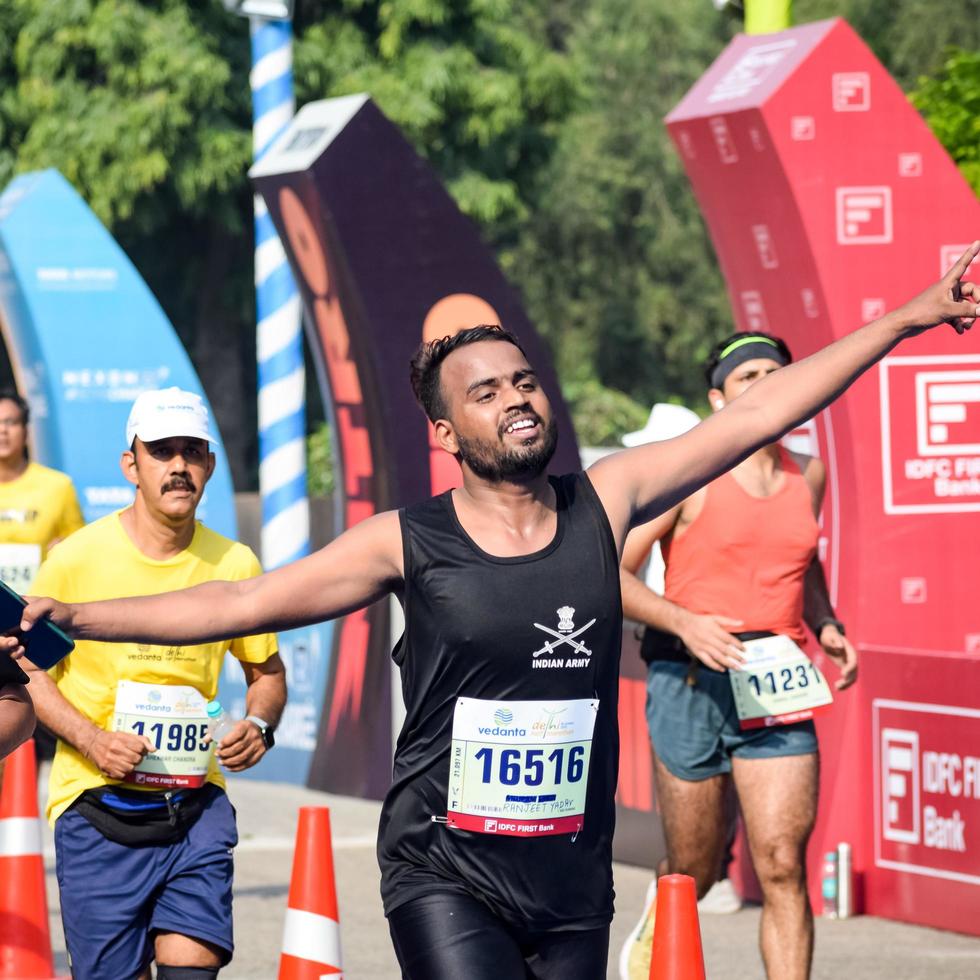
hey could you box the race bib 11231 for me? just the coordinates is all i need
[729,635,833,730]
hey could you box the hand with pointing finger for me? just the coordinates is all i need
[896,240,980,337]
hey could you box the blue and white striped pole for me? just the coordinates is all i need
[251,18,309,569]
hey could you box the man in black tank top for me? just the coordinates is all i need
[10,246,980,978]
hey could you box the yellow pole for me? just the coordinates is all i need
[743,0,792,34]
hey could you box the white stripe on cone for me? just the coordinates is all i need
[0,816,43,857]
[281,907,342,971]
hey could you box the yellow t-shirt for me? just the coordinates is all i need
[0,461,84,591]
[33,512,278,824]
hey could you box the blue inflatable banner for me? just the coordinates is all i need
[219,620,333,784]
[0,169,236,536]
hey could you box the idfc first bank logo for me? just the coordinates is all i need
[875,699,980,883]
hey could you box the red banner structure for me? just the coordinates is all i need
[659,17,980,934]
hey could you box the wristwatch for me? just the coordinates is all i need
[815,617,846,637]
[245,714,276,750]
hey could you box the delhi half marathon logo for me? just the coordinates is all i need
[531,607,597,669]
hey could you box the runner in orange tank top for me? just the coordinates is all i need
[618,332,856,980]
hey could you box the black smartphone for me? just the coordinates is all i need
[0,580,74,670]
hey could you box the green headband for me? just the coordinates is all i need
[710,335,788,389]
[718,335,780,360]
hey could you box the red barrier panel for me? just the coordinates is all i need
[660,17,980,934]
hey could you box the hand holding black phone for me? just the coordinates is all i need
[0,581,74,680]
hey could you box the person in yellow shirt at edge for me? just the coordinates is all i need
[21,387,286,980]
[0,389,84,782]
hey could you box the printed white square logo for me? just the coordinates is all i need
[914,370,980,456]
[677,129,696,161]
[898,153,922,177]
[709,116,738,164]
[751,224,779,269]
[708,39,798,103]
[484,819,498,833]
[880,728,920,844]
[862,298,886,322]
[836,186,893,244]
[900,578,927,604]
[749,127,766,153]
[791,116,815,141]
[740,291,768,331]
[966,634,980,654]
[801,288,820,319]
[832,72,871,111]
[939,244,980,279]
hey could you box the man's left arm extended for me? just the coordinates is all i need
[213,653,287,773]
[803,558,858,691]
[588,244,980,541]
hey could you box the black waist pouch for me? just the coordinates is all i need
[640,626,777,665]
[639,626,689,665]
[72,783,214,846]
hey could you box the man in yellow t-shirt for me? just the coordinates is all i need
[23,387,285,980]
[0,390,84,592]
[0,390,84,778]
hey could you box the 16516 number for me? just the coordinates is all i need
[473,745,586,787]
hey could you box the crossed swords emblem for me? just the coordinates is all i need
[532,613,596,658]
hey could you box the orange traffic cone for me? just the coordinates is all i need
[648,874,706,980]
[0,738,65,979]
[278,806,343,979]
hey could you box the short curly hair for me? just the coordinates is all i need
[409,325,527,422]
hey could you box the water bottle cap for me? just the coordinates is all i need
[206,700,223,718]
[824,851,837,860]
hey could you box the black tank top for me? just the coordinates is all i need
[378,473,622,930]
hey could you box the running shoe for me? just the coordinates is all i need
[619,878,657,980]
[697,877,742,914]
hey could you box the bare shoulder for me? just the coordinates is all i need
[585,453,639,550]
[789,451,825,487]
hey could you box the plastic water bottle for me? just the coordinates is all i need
[821,850,838,918]
[836,842,853,919]
[207,700,237,746]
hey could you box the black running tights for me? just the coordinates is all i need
[387,892,609,980]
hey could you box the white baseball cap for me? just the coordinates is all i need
[125,387,219,447]
[621,403,701,448]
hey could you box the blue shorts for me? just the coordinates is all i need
[646,661,818,781]
[55,784,237,980]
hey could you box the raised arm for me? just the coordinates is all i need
[590,243,980,543]
[17,510,404,649]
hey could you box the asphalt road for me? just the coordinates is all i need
[35,774,980,979]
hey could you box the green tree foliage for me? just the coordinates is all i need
[292,0,577,233]
[507,0,737,427]
[0,0,975,464]
[0,0,259,484]
[910,48,980,197]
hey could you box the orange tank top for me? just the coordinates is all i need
[661,449,819,645]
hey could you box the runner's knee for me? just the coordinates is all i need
[155,966,220,980]
[664,854,718,898]
[753,839,807,890]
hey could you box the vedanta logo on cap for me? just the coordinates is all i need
[125,387,219,447]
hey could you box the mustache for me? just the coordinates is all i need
[162,476,197,493]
